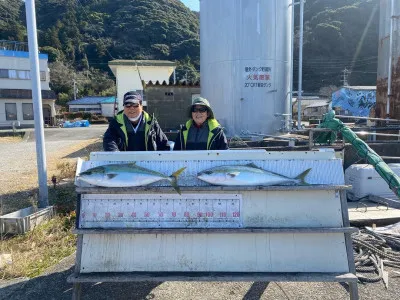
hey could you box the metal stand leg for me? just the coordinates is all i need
[72,282,82,300]
[349,282,359,300]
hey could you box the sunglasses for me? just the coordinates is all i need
[124,103,140,108]
[192,107,208,113]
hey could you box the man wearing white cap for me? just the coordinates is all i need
[103,91,169,151]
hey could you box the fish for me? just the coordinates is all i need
[197,163,311,186]
[78,163,186,194]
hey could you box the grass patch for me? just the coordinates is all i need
[0,139,103,280]
[0,136,23,143]
[0,214,76,279]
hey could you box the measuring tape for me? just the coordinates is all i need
[79,194,242,228]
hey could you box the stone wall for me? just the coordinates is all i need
[145,84,200,131]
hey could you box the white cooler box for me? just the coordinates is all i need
[345,163,400,201]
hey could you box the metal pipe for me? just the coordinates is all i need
[25,0,49,208]
[288,0,295,132]
[297,0,304,130]
[240,130,297,141]
[357,131,400,137]
[386,0,395,117]
[334,115,400,122]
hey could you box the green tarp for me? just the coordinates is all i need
[316,111,400,199]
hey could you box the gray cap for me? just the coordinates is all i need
[187,97,215,119]
[123,91,142,106]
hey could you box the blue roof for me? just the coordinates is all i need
[0,50,48,60]
[67,96,116,105]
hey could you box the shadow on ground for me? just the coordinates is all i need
[0,183,76,216]
[0,266,162,300]
[63,141,103,159]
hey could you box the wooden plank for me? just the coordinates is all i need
[76,185,352,194]
[340,191,360,300]
[78,190,345,228]
[72,234,84,300]
[348,200,400,226]
[368,194,400,209]
[74,227,358,235]
[89,150,337,161]
[79,233,349,273]
[67,271,358,283]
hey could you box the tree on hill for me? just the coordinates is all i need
[1,0,380,98]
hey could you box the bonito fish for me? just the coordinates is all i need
[197,163,311,186]
[78,163,186,194]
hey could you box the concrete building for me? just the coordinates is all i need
[303,101,330,120]
[67,96,116,118]
[292,96,329,120]
[144,81,200,131]
[108,60,176,110]
[0,44,56,127]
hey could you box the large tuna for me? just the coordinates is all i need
[78,163,186,194]
[197,163,311,186]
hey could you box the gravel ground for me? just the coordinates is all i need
[0,125,399,299]
[0,126,106,213]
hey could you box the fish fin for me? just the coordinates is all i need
[106,173,118,179]
[246,163,260,169]
[294,168,312,185]
[169,167,186,195]
[228,172,240,177]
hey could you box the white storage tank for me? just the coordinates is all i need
[345,164,400,200]
[200,0,293,136]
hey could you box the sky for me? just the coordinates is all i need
[181,0,199,11]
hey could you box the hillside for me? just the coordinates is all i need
[0,0,379,98]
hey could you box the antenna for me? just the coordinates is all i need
[341,68,351,87]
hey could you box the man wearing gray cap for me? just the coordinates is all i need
[103,91,169,151]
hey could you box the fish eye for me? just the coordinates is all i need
[204,171,213,175]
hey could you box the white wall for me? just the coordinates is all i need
[101,103,115,118]
[113,65,175,109]
[0,98,55,126]
[69,104,101,113]
[0,56,50,90]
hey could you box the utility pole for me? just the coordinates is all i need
[73,78,77,100]
[386,0,395,118]
[341,68,351,87]
[297,0,305,130]
[25,0,49,208]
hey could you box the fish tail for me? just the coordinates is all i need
[168,167,186,194]
[295,168,312,185]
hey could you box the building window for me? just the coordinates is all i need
[5,103,17,120]
[165,92,174,96]
[0,69,8,78]
[18,70,30,80]
[0,69,45,80]
[22,103,34,120]
[8,70,17,79]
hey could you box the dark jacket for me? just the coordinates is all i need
[173,119,228,150]
[103,111,169,151]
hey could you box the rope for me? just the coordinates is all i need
[352,229,400,284]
